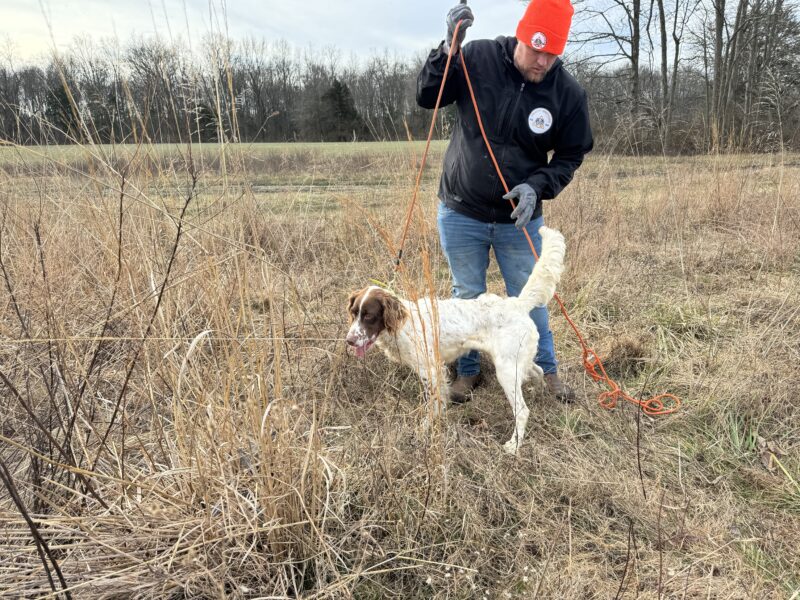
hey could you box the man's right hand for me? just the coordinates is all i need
[445,3,474,52]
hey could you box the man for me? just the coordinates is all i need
[416,0,593,403]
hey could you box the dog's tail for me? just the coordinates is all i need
[517,226,566,309]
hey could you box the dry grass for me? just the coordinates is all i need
[0,141,798,599]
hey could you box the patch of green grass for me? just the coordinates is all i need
[725,413,762,457]
[556,408,586,438]
[651,301,719,341]
[737,537,800,594]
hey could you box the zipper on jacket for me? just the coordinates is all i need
[492,81,526,215]
[498,82,525,140]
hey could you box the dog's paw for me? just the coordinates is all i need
[503,439,521,455]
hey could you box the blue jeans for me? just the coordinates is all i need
[437,203,557,376]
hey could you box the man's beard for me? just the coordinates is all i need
[526,70,547,83]
[514,57,551,83]
[519,64,550,83]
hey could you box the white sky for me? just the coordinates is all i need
[2,0,531,64]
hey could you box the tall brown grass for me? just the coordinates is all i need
[0,140,798,598]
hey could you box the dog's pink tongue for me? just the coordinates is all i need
[355,345,367,359]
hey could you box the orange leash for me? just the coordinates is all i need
[394,33,462,268]
[398,23,680,416]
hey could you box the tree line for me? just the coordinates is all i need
[1,0,798,154]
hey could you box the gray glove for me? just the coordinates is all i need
[445,3,474,52]
[504,183,537,230]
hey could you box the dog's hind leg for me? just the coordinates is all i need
[495,361,531,455]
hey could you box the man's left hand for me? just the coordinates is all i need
[504,184,537,229]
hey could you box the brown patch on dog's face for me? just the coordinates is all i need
[351,287,387,336]
[345,286,406,357]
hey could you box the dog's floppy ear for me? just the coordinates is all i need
[346,291,360,321]
[378,291,407,334]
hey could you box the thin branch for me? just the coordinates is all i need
[91,160,198,474]
[0,459,72,599]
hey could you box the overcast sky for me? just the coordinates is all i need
[3,0,533,64]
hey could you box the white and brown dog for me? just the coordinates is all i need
[346,226,566,454]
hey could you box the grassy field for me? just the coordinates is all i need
[0,141,798,598]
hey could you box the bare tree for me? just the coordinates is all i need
[575,0,644,115]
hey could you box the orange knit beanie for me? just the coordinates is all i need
[516,0,574,55]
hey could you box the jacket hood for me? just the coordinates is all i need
[497,35,517,66]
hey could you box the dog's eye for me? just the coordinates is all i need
[362,314,376,323]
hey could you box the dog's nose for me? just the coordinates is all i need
[345,336,357,346]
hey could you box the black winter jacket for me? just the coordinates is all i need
[417,36,593,223]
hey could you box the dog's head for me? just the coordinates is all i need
[345,286,407,358]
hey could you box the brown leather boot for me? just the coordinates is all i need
[449,373,482,405]
[543,372,576,403]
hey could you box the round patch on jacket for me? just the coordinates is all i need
[528,108,553,134]
[531,32,547,50]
